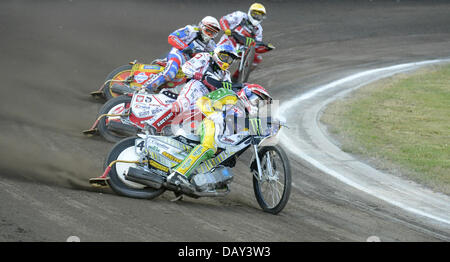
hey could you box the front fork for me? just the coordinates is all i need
[253,144,264,181]
[253,144,274,182]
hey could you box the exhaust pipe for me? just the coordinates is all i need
[110,84,134,95]
[125,167,165,189]
[162,182,230,198]
[107,121,139,136]
[126,167,231,198]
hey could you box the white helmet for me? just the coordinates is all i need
[199,16,220,42]
[248,3,266,26]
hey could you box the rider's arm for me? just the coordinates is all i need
[182,53,230,92]
[168,36,188,51]
[182,53,209,78]
[168,26,195,51]
[230,31,246,44]
[253,26,275,53]
[220,11,245,35]
[197,89,238,117]
[206,40,217,52]
[201,76,234,92]
[201,70,234,92]
[219,17,231,36]
[231,31,256,47]
[254,24,263,42]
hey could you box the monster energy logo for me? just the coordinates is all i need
[249,118,262,135]
[222,82,232,90]
[246,37,255,46]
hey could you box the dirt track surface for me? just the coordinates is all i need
[1,0,450,241]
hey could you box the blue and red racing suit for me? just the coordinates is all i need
[143,25,217,91]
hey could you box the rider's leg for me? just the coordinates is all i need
[166,118,216,187]
[144,49,184,90]
[167,89,238,186]
[173,118,216,179]
[253,54,263,67]
[166,95,218,186]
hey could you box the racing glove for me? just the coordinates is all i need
[201,76,233,92]
[267,43,275,50]
[255,42,275,53]
[193,72,203,81]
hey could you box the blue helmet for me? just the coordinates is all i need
[213,44,238,70]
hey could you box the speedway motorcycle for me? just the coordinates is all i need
[89,85,291,214]
[83,88,202,143]
[230,32,275,83]
[90,59,186,101]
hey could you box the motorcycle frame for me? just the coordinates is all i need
[238,42,256,72]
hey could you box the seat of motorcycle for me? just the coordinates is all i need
[175,129,200,143]
[174,133,230,152]
[183,134,200,142]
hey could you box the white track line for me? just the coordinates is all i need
[277,59,450,226]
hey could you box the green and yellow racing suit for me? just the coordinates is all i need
[174,88,238,178]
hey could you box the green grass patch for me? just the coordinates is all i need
[321,64,450,195]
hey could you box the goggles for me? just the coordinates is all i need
[202,25,219,38]
[217,52,235,64]
[250,10,266,22]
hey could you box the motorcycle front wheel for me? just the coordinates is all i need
[106,137,166,199]
[252,145,292,214]
[102,64,133,101]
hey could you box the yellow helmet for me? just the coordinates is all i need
[248,3,266,26]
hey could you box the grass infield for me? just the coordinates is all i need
[321,64,450,195]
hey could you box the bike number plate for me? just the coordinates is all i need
[135,139,146,155]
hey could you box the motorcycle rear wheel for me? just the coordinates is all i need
[106,137,166,199]
[97,95,134,143]
[102,64,133,101]
[252,145,291,214]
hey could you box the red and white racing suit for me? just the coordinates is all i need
[171,52,232,114]
[218,11,271,71]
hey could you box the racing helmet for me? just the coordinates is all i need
[212,44,239,70]
[237,83,272,114]
[248,3,266,26]
[199,16,220,42]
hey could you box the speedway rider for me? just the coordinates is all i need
[165,44,245,187]
[218,3,275,80]
[169,44,239,117]
[141,16,221,91]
